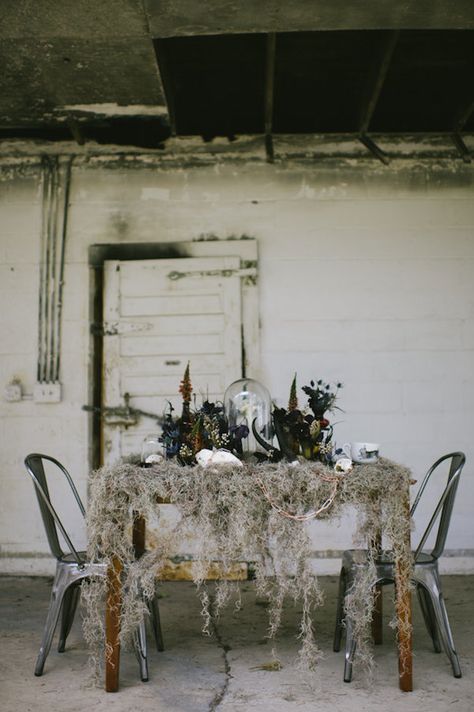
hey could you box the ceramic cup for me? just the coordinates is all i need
[341,442,380,464]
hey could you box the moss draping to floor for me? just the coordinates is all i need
[83,457,412,680]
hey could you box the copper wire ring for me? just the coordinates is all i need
[255,472,341,521]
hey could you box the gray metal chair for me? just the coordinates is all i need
[24,453,163,679]
[333,451,465,682]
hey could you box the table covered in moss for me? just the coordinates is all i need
[85,457,413,692]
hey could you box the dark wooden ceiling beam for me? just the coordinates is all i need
[452,99,473,162]
[358,32,399,165]
[455,99,473,132]
[264,33,276,162]
[144,1,474,37]
[452,133,471,162]
[66,118,85,146]
[359,134,390,165]
[359,30,399,134]
[153,40,177,136]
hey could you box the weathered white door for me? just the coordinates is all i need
[102,256,243,464]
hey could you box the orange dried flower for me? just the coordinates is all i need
[179,362,192,403]
[288,373,298,412]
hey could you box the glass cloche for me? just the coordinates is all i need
[141,433,164,466]
[224,378,273,456]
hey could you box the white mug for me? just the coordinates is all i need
[342,442,380,464]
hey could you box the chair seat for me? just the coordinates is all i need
[59,551,88,564]
[342,548,436,569]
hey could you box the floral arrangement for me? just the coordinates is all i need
[160,363,249,465]
[260,375,343,464]
[159,365,342,466]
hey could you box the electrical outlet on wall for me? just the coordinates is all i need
[34,382,62,403]
[4,380,22,402]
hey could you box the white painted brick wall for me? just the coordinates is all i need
[1,158,473,574]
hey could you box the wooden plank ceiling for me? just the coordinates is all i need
[0,1,472,154]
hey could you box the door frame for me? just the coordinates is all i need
[88,238,259,469]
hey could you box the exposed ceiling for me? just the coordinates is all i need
[1,1,473,158]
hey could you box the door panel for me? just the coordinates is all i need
[119,353,228,376]
[122,293,223,317]
[102,256,242,463]
[120,333,225,356]
[118,314,226,334]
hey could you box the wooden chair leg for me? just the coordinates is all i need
[105,556,122,692]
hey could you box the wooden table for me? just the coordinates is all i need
[105,512,147,693]
[96,460,413,693]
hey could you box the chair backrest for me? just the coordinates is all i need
[411,451,465,561]
[24,453,85,565]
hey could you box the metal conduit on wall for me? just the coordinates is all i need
[37,156,73,396]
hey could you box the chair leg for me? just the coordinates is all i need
[416,584,442,653]
[35,566,70,676]
[334,567,356,682]
[437,593,462,678]
[134,619,149,682]
[58,584,81,653]
[343,616,356,683]
[372,584,383,645]
[418,572,462,678]
[333,568,346,653]
[149,595,165,652]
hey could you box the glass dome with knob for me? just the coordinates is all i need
[141,433,164,466]
[223,378,273,457]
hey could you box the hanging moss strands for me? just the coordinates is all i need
[84,457,412,681]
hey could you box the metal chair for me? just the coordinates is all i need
[333,451,465,682]
[24,453,164,678]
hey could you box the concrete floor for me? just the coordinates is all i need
[0,575,473,712]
